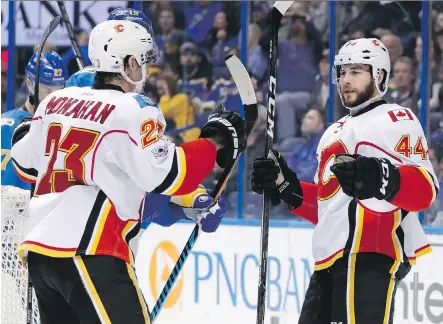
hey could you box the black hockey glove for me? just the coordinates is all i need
[11,117,32,147]
[200,106,246,168]
[330,154,400,201]
[251,149,303,208]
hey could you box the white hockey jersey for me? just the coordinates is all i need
[12,85,216,265]
[295,101,438,270]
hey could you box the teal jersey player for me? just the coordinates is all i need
[1,51,67,189]
[1,108,32,189]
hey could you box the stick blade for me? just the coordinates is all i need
[273,1,295,15]
[44,16,61,40]
[225,54,258,135]
[225,55,257,106]
[34,16,61,109]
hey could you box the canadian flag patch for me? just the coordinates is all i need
[388,109,414,122]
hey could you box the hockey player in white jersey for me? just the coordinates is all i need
[251,38,438,324]
[63,7,226,232]
[11,20,246,324]
[65,7,155,88]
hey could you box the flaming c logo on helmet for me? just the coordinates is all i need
[114,24,124,33]
[149,241,184,308]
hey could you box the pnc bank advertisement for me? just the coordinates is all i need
[135,222,443,324]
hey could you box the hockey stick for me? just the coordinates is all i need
[149,54,258,322]
[28,16,62,324]
[57,1,85,70]
[256,2,294,324]
[34,16,61,109]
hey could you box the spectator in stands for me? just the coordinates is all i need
[428,61,443,114]
[309,1,348,44]
[248,23,262,57]
[287,2,309,19]
[222,2,241,37]
[381,33,404,68]
[415,35,440,89]
[381,33,404,89]
[279,2,310,39]
[206,11,239,79]
[287,107,325,183]
[422,61,443,133]
[434,30,443,63]
[141,1,185,32]
[163,1,186,30]
[250,9,321,141]
[309,1,329,41]
[434,11,443,33]
[159,30,185,75]
[309,57,329,110]
[183,1,224,45]
[341,2,420,41]
[251,2,270,30]
[157,72,200,142]
[204,47,243,114]
[154,7,185,52]
[385,56,418,114]
[178,41,213,100]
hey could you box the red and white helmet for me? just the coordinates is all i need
[88,20,159,93]
[333,38,391,110]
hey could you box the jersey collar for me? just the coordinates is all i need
[352,99,387,117]
[92,83,125,93]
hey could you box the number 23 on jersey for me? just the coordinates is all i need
[35,119,166,195]
[35,123,99,196]
[140,119,164,148]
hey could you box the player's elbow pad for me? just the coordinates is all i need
[389,166,437,212]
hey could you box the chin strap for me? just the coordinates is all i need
[121,64,147,93]
[347,94,382,114]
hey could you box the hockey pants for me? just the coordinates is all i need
[299,252,411,324]
[27,252,151,324]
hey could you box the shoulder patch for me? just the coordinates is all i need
[1,118,14,126]
[132,94,159,110]
[388,109,414,122]
[1,109,32,127]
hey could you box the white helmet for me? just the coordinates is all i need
[333,38,391,111]
[88,20,159,93]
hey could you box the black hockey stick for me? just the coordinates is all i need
[57,1,85,70]
[34,16,61,109]
[150,54,258,322]
[28,16,61,324]
[256,2,294,324]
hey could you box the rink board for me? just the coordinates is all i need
[135,221,443,324]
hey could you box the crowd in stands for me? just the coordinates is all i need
[2,1,443,226]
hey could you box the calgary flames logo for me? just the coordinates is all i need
[114,24,124,33]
